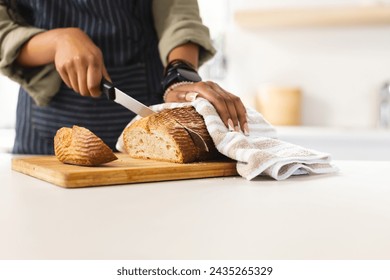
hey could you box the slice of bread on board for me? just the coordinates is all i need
[54,125,117,166]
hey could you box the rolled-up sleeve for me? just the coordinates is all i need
[152,0,216,67]
[0,6,61,106]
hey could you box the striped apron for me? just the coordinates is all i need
[13,0,164,154]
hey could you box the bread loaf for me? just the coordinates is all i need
[54,125,117,166]
[123,106,217,163]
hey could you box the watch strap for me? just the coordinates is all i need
[161,59,201,92]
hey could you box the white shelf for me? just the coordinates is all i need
[234,5,390,28]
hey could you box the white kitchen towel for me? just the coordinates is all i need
[116,98,338,180]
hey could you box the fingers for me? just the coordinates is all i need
[168,81,248,134]
[67,64,80,94]
[54,29,107,98]
[101,64,111,82]
[76,58,88,96]
[87,64,103,98]
[57,67,72,89]
[196,82,247,134]
[208,82,239,130]
[216,85,248,134]
[56,56,108,98]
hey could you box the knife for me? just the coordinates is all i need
[100,78,209,152]
[101,78,155,117]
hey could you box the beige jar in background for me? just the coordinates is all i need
[256,86,302,126]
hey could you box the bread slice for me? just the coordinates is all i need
[123,106,217,163]
[54,125,117,166]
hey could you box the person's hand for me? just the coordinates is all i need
[164,81,249,135]
[54,28,109,97]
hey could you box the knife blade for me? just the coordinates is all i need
[101,78,155,117]
[100,78,209,152]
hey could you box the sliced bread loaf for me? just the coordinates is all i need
[123,106,217,163]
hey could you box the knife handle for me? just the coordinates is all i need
[101,78,116,100]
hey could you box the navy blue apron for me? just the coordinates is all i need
[13,0,164,154]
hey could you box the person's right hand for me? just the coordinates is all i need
[54,28,110,97]
[17,27,109,97]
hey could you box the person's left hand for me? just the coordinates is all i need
[164,81,249,135]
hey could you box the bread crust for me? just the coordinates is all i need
[123,107,217,163]
[54,125,117,166]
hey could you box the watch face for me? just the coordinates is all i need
[177,68,202,82]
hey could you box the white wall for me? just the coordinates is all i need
[0,76,18,128]
[199,0,390,128]
[1,0,389,129]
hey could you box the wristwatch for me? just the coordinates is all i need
[161,59,202,92]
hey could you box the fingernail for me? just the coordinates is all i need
[185,92,199,102]
[243,123,250,136]
[234,125,240,132]
[227,119,234,131]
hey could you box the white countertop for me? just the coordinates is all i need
[276,126,390,161]
[1,153,390,260]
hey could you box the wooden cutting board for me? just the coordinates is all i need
[11,153,238,188]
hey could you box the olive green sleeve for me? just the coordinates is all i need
[152,0,216,67]
[0,5,61,106]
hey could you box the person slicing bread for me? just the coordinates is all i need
[0,0,248,155]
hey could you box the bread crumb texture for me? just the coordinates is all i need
[123,107,218,163]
